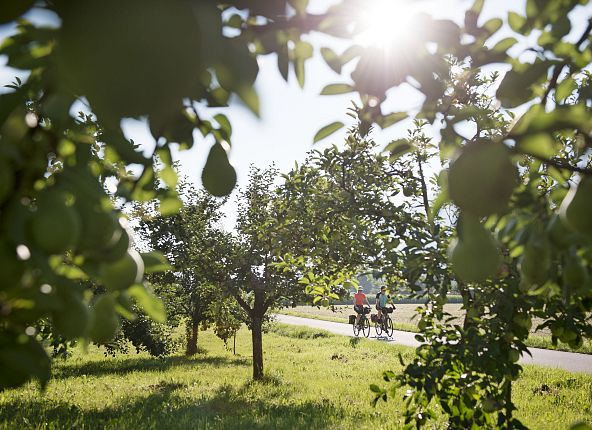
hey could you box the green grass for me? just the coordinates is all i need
[278,305,592,354]
[0,325,591,429]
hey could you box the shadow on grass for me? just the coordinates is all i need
[0,380,342,429]
[52,354,251,380]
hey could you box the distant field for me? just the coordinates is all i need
[0,325,590,429]
[277,305,592,354]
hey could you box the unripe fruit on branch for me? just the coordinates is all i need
[29,190,81,254]
[560,176,592,238]
[449,215,501,283]
[519,233,551,287]
[201,143,237,197]
[52,293,90,339]
[100,250,144,291]
[448,142,517,216]
[89,295,120,344]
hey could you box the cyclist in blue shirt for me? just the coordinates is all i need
[375,286,390,322]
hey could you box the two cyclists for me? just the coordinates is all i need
[352,285,395,337]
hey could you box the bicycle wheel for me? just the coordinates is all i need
[386,316,394,338]
[375,320,382,336]
[353,318,360,337]
[362,317,370,338]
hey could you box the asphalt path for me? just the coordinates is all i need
[274,314,592,374]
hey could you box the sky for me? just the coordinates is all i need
[1,0,590,230]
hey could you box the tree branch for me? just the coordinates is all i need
[541,17,592,105]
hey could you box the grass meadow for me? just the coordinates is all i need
[278,305,592,354]
[0,324,591,429]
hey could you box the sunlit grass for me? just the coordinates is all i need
[0,325,590,429]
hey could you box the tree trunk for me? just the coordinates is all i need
[186,319,199,356]
[251,316,264,380]
[416,155,431,220]
[233,332,236,355]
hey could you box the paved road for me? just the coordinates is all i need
[274,314,592,374]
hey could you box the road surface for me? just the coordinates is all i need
[274,314,592,374]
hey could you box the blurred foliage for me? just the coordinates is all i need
[1,2,592,429]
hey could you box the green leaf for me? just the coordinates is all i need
[517,133,556,158]
[277,44,290,81]
[508,12,526,32]
[214,113,232,139]
[378,112,408,129]
[492,37,518,53]
[370,384,382,393]
[386,139,414,158]
[555,77,577,102]
[470,0,485,14]
[294,40,313,60]
[321,47,341,74]
[141,251,172,274]
[482,18,503,35]
[159,195,182,216]
[295,58,306,88]
[430,187,450,222]
[510,104,590,137]
[320,83,354,95]
[236,85,260,117]
[313,121,344,143]
[159,166,178,189]
[497,61,550,108]
[128,284,166,323]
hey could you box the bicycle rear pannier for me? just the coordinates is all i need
[348,315,356,325]
[371,314,377,323]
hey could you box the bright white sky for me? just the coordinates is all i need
[1,0,590,230]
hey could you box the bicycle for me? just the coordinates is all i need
[352,306,371,337]
[374,306,394,337]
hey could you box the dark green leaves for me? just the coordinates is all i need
[0,0,34,24]
[313,121,344,143]
[497,61,551,107]
[0,332,50,390]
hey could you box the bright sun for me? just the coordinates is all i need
[355,0,417,50]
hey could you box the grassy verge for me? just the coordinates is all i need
[1,325,591,429]
[277,306,592,354]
